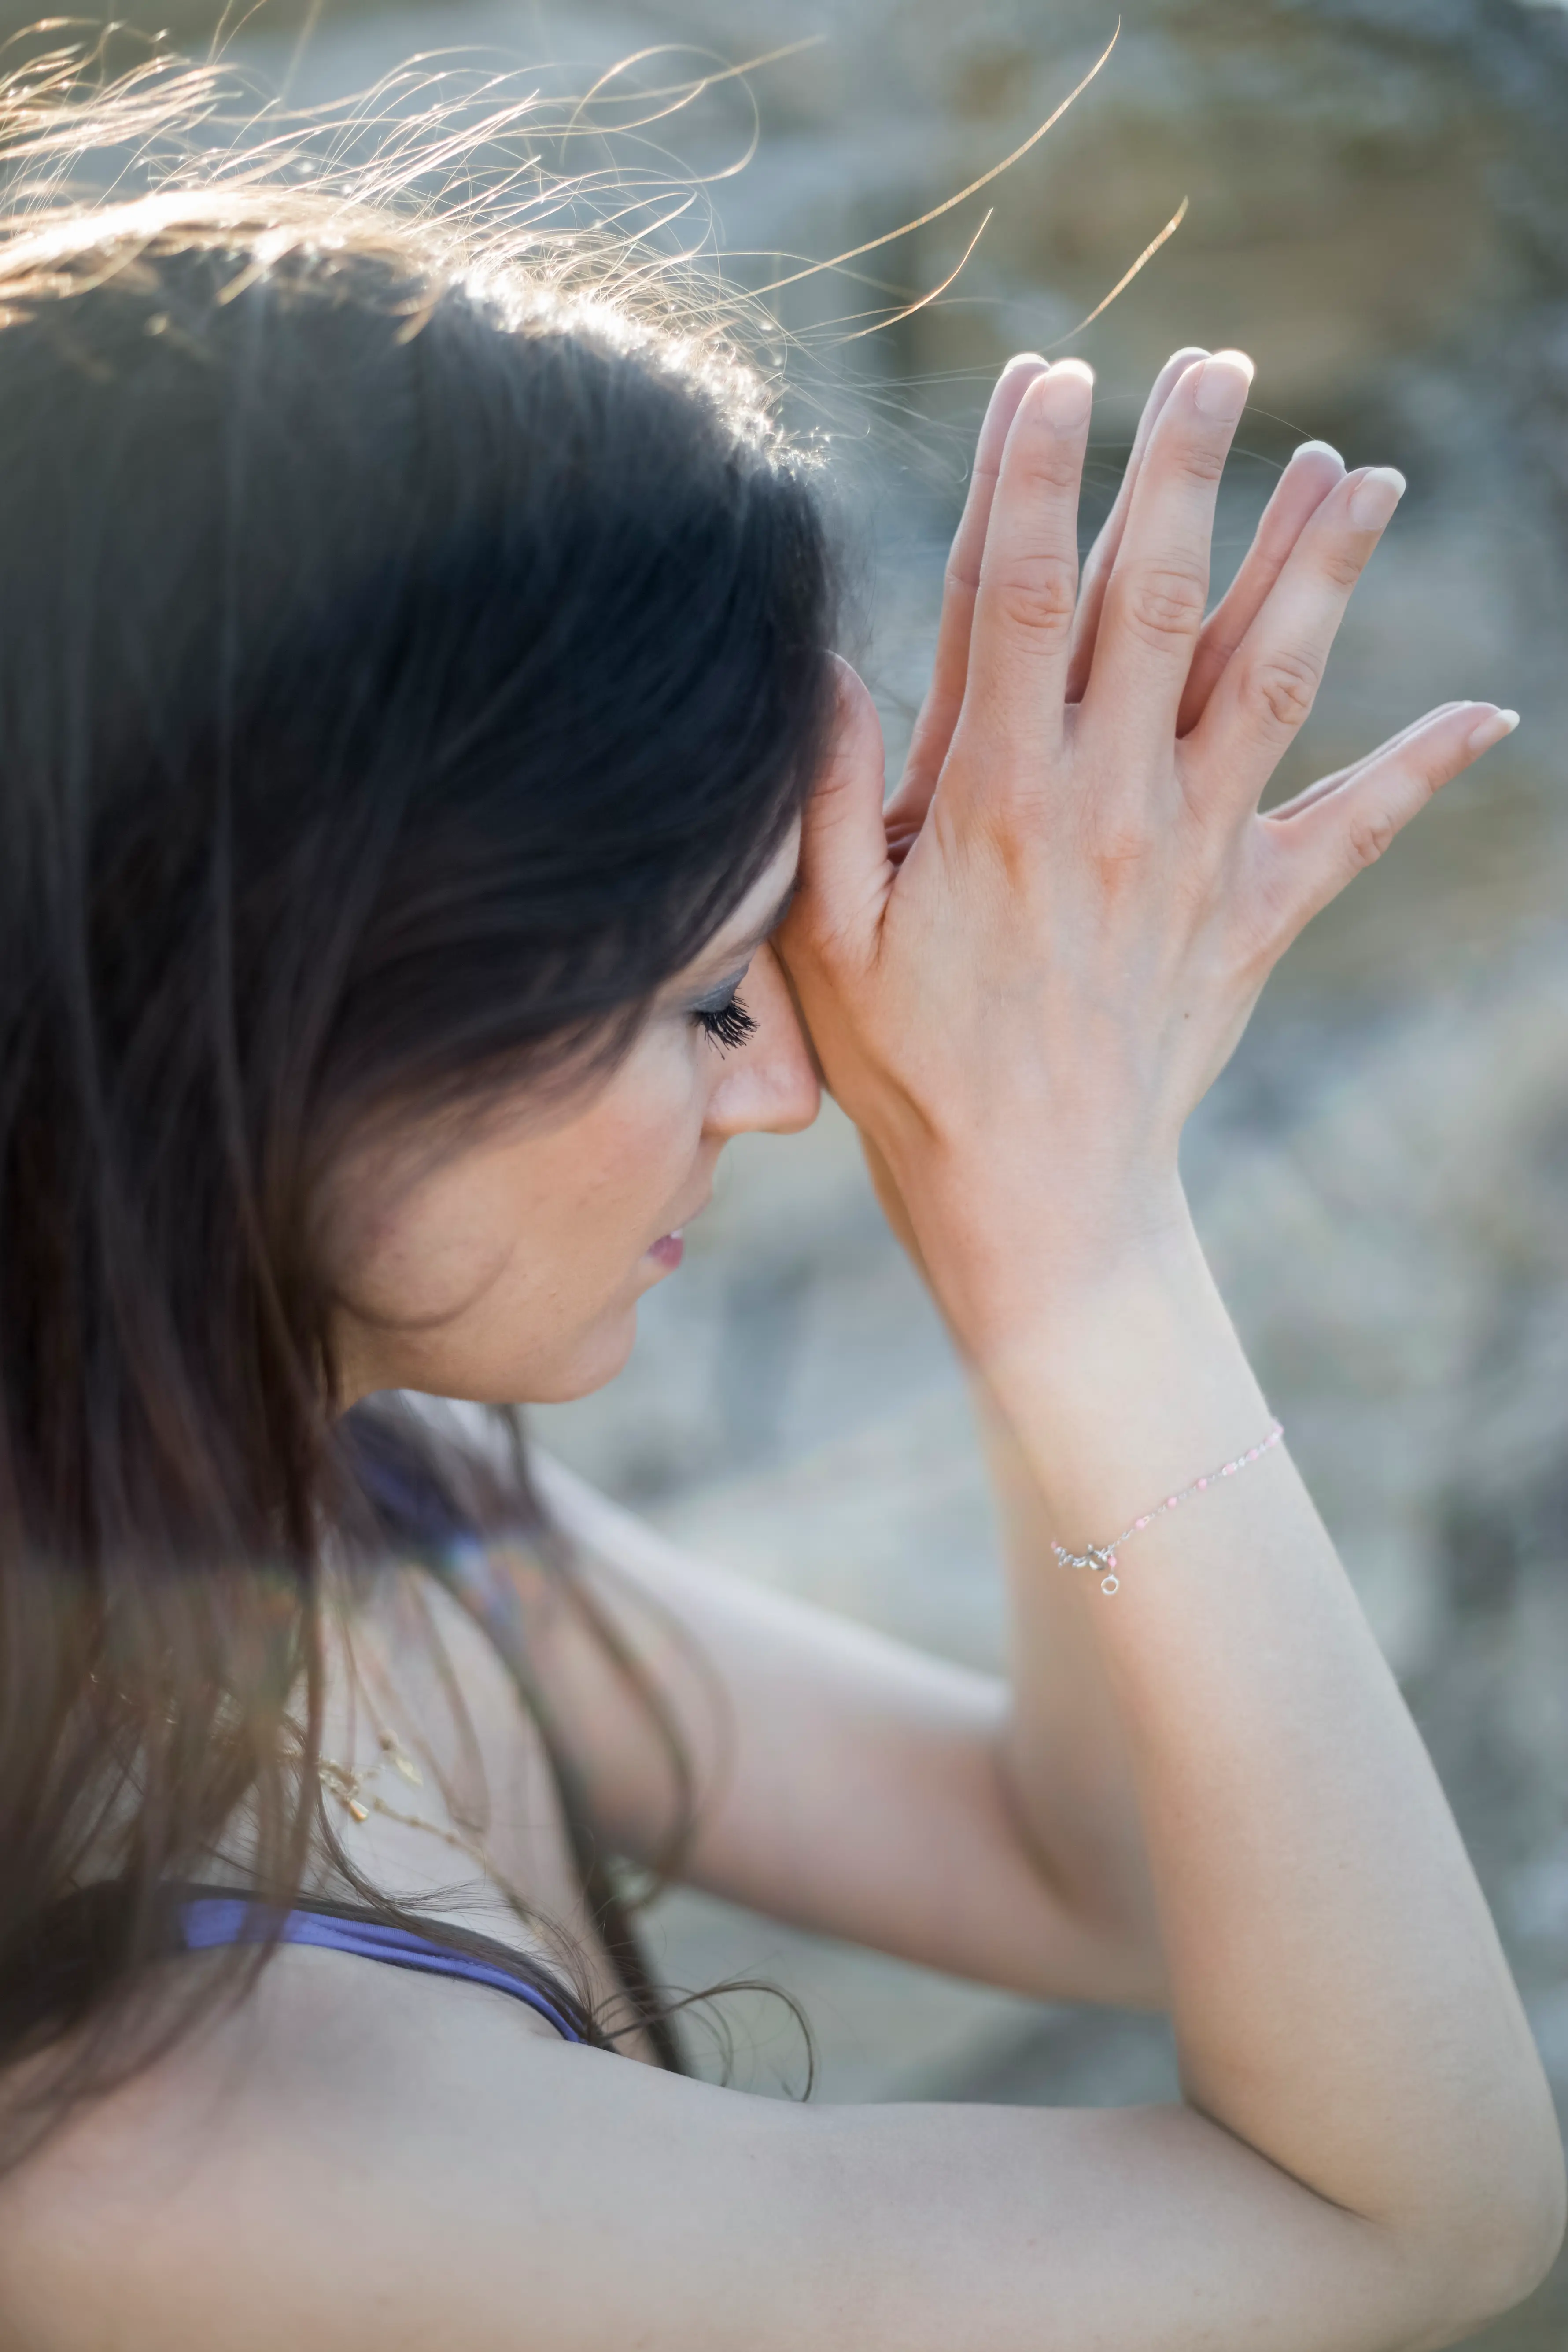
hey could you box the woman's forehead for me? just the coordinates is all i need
[692,831,801,971]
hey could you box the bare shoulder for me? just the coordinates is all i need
[0,1930,1415,2352]
[0,1944,824,2352]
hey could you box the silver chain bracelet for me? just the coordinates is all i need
[1052,1420,1285,1593]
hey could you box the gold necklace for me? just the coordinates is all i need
[314,1600,541,1936]
[318,1689,501,1883]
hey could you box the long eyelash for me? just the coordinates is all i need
[692,996,757,1054]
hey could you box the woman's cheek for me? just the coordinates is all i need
[324,1025,714,1402]
[572,1028,709,1214]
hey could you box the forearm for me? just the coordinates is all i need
[784,334,1563,2331]
[871,1119,1166,1990]
[974,1378,1167,2003]
[977,1208,1563,2266]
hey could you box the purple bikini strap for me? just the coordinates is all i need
[179,1896,584,2044]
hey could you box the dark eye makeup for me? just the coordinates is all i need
[681,866,797,1056]
[687,971,758,1054]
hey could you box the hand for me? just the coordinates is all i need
[864,352,1347,1273]
[780,350,1516,1354]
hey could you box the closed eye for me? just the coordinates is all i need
[689,977,758,1054]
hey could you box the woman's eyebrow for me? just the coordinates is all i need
[730,874,799,959]
[682,875,801,992]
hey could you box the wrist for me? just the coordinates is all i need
[903,1155,1200,1363]
[949,1215,1272,1539]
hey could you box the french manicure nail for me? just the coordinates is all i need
[1467,707,1520,754]
[1348,467,1406,529]
[1036,361,1094,429]
[1290,438,1344,468]
[1193,350,1254,421]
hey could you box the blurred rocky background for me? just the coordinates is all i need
[18,0,1568,2336]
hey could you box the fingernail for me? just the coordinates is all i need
[1467,707,1520,754]
[1166,344,1209,367]
[1290,438,1344,469]
[1348,466,1406,530]
[1004,350,1048,372]
[1192,350,1254,421]
[1036,360,1094,428]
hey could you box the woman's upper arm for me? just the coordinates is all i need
[4,1992,1462,2352]
[523,1453,1161,2007]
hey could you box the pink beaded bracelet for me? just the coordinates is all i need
[1051,1420,1285,1593]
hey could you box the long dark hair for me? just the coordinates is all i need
[0,50,838,2142]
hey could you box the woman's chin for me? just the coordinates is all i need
[341,1286,650,1410]
[508,1304,641,1405]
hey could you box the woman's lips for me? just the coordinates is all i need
[646,1230,684,1270]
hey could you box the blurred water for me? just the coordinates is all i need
[154,1,1568,2335]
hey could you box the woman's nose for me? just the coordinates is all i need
[704,944,820,1139]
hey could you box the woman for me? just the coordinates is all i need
[0,60,1559,2352]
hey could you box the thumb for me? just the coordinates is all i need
[790,656,891,965]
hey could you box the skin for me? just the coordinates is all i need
[0,350,1562,2352]
[327,869,817,1408]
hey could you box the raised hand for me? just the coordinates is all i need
[773,354,1562,2350]
[780,350,1516,1353]
[885,348,1348,868]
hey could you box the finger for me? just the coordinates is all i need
[1176,440,1345,735]
[1064,344,1208,704]
[1262,702,1519,942]
[958,359,1095,775]
[1184,464,1406,806]
[784,657,891,968]
[891,354,1051,842]
[1268,703,1468,821]
[1079,349,1254,758]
